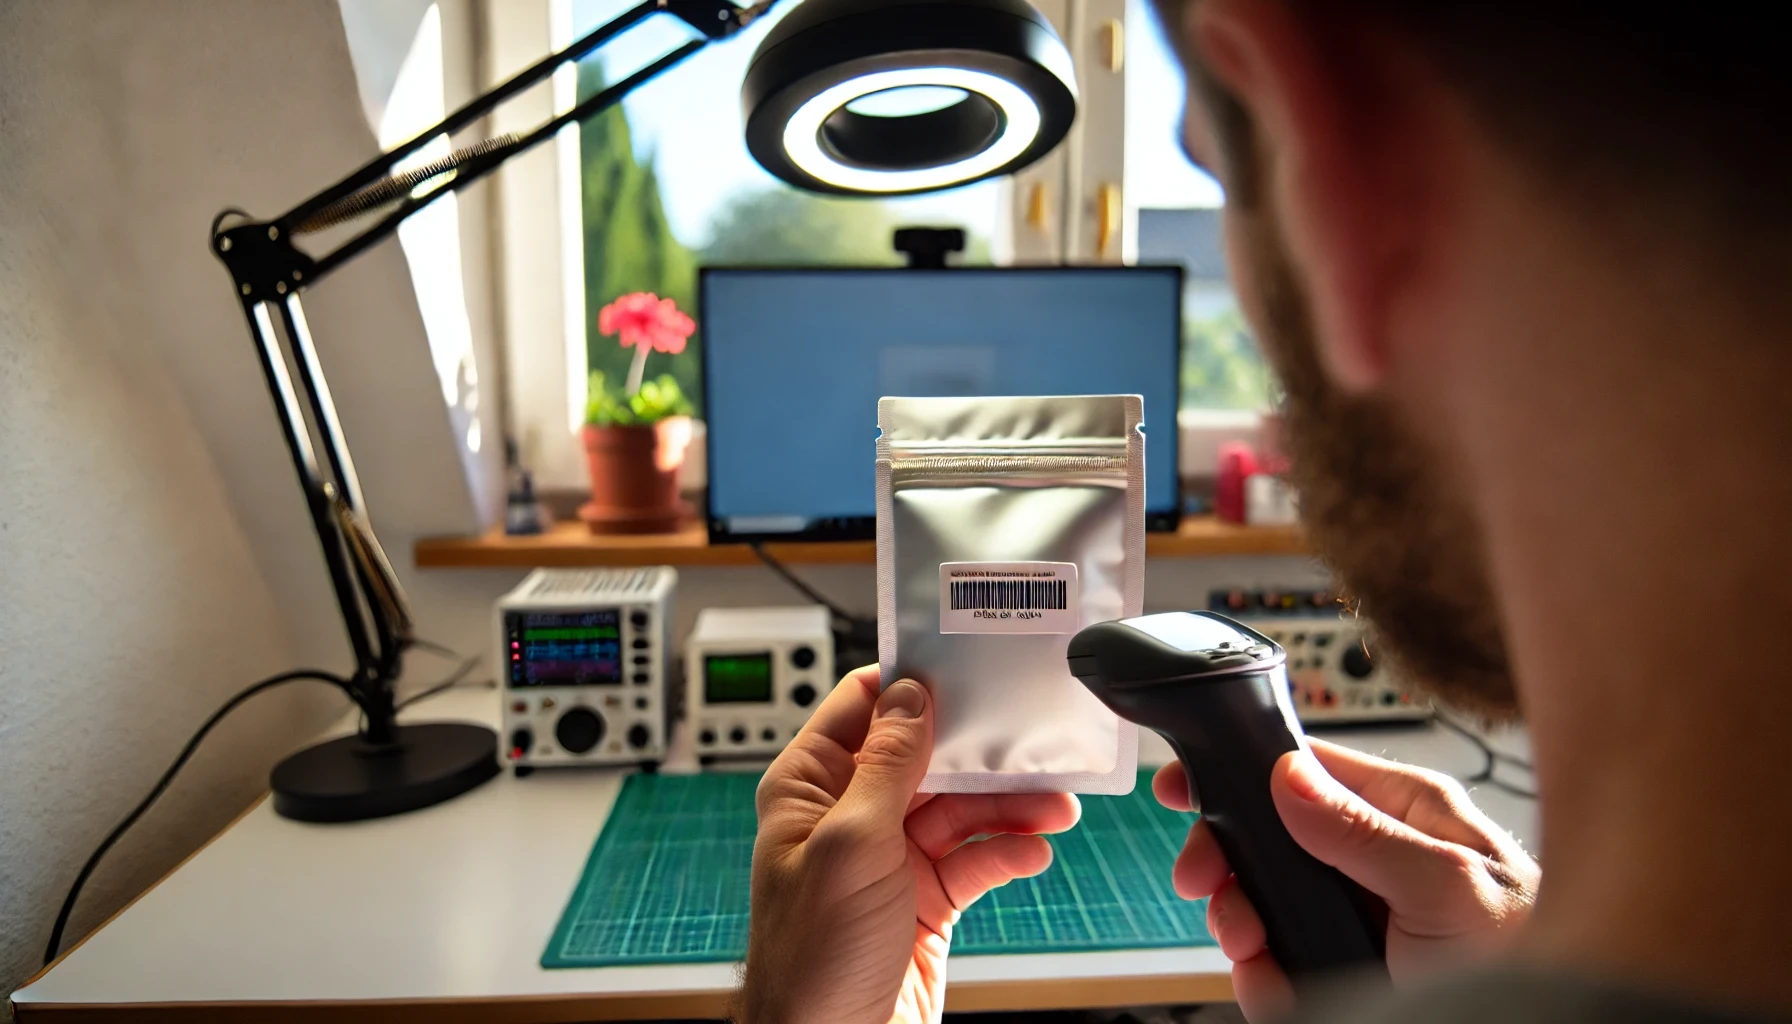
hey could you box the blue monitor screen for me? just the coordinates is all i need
[702,266,1183,540]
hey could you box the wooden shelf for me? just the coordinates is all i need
[414,515,1305,569]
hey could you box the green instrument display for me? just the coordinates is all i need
[704,654,774,704]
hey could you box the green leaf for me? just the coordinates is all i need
[584,371,690,426]
[583,369,640,427]
[625,373,694,423]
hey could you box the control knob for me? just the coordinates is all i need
[1340,644,1376,680]
[555,708,605,754]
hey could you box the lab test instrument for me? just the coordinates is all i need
[495,568,676,772]
[686,606,835,759]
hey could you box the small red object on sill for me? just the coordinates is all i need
[1215,441,1259,524]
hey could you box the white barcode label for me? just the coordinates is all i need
[938,562,1080,634]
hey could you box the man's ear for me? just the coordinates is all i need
[1189,0,1444,394]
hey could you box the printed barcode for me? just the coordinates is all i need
[949,580,1068,611]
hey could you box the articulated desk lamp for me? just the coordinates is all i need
[208,0,1079,824]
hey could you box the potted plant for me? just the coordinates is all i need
[578,292,697,535]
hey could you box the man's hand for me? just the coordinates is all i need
[738,667,1081,1024]
[1155,738,1539,1021]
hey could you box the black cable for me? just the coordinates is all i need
[748,543,879,667]
[43,669,353,967]
[209,206,253,238]
[357,654,484,732]
[397,676,493,710]
[748,543,864,628]
[396,655,483,710]
[1435,713,1538,800]
[405,637,464,661]
[1435,713,1534,771]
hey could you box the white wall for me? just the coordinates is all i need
[106,0,492,667]
[0,0,504,1013]
[0,5,340,1008]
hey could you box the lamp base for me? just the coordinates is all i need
[271,722,499,823]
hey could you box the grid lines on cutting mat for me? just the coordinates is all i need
[541,771,1212,968]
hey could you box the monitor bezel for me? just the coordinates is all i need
[698,263,1187,545]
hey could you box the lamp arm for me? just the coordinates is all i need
[282,0,762,242]
[306,33,711,281]
[215,0,772,296]
[207,0,776,734]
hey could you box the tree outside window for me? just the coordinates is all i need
[571,0,997,418]
[1127,0,1273,413]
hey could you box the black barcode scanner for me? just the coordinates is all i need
[1068,611,1388,981]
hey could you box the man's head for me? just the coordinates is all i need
[1153,1,1790,720]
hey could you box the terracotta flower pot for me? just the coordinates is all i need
[578,417,693,535]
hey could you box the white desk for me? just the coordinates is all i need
[13,690,1535,1022]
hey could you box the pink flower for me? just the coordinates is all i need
[597,292,695,355]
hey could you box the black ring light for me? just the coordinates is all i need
[742,0,1079,195]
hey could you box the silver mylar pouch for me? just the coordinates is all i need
[876,395,1145,794]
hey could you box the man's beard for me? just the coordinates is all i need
[1239,211,1521,722]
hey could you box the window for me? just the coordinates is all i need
[348,2,489,467]
[1124,0,1272,413]
[493,0,1265,491]
[568,0,1002,418]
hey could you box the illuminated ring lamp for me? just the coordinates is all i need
[744,0,1078,195]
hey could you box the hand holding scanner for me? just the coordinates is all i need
[1067,611,1388,981]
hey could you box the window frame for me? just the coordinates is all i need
[486,0,1253,494]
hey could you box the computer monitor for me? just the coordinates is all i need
[701,265,1183,543]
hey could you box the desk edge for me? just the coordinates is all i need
[12,970,1233,1023]
[19,794,271,993]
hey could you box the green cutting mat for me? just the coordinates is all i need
[541,771,1213,968]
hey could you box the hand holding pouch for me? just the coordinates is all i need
[875,395,1145,794]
